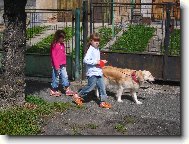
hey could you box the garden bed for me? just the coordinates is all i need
[98,26,121,49]
[110,24,155,53]
[26,26,73,54]
[26,25,49,39]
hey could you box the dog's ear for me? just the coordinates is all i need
[137,71,145,82]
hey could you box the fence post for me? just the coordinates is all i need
[131,0,134,23]
[90,0,93,35]
[82,0,88,80]
[163,2,171,80]
[75,8,81,80]
[111,0,115,38]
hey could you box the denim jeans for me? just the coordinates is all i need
[51,65,70,90]
[78,75,107,102]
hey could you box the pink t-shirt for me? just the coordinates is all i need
[50,42,66,70]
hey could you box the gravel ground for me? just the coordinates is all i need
[25,79,181,136]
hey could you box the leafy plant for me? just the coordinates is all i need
[26,25,49,39]
[87,123,98,129]
[98,26,121,49]
[111,24,155,53]
[26,34,54,53]
[114,123,127,134]
[169,29,180,56]
[27,26,74,54]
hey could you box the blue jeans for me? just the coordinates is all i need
[51,65,70,90]
[78,75,107,102]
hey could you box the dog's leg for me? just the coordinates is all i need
[116,86,124,102]
[95,87,100,99]
[131,91,142,104]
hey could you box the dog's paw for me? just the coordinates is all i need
[117,99,123,102]
[136,101,142,104]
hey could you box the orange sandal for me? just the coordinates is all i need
[99,102,112,109]
[73,94,84,106]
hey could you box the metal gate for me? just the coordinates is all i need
[86,1,180,81]
[0,1,181,81]
[0,8,79,80]
[24,9,77,79]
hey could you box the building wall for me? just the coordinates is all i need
[36,0,57,9]
[57,0,82,9]
[114,0,131,24]
[26,0,36,8]
[152,0,180,20]
[35,0,58,23]
[141,0,152,18]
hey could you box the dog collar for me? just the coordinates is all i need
[131,71,139,84]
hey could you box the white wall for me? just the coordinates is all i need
[141,0,152,18]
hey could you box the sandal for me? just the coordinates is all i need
[73,94,84,106]
[99,102,112,109]
[65,88,76,96]
[50,89,61,97]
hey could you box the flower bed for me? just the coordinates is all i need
[98,26,121,49]
[26,25,49,39]
[26,27,73,54]
[111,24,155,53]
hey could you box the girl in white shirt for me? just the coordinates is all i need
[72,33,111,109]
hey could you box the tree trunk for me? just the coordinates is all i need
[0,0,27,107]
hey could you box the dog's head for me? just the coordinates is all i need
[142,70,155,82]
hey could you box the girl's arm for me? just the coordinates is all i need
[51,43,59,70]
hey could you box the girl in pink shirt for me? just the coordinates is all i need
[50,30,75,97]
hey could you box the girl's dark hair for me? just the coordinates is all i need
[52,30,66,43]
[85,33,100,54]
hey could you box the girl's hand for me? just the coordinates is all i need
[101,60,107,64]
[97,60,107,64]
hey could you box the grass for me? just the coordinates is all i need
[124,115,135,124]
[0,95,72,135]
[114,123,127,134]
[86,123,98,129]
